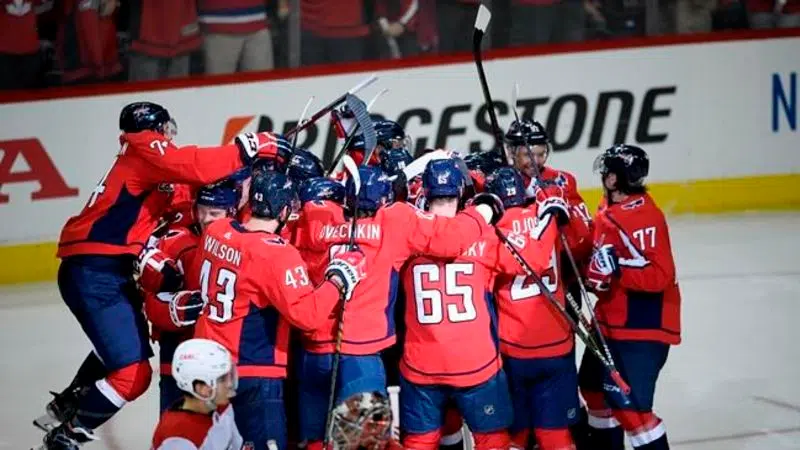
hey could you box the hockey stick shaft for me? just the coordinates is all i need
[472,5,505,151]
[495,227,631,396]
[290,96,315,149]
[285,74,378,138]
[323,294,346,449]
[560,234,622,374]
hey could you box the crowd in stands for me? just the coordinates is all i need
[1,0,797,91]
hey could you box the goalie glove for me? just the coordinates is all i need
[235,131,293,166]
[134,247,184,293]
[587,244,620,292]
[325,250,367,301]
[169,290,206,327]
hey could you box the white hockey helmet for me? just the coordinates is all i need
[172,338,237,403]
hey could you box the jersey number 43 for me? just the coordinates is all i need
[200,259,238,322]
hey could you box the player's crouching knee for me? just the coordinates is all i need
[472,430,510,450]
[101,361,153,403]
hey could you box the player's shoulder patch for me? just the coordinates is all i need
[621,197,645,210]
[260,236,287,247]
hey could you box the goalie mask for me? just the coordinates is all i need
[330,392,392,450]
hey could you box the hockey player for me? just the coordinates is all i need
[398,160,564,450]
[138,180,242,412]
[346,119,410,166]
[580,145,681,450]
[38,101,290,449]
[487,168,579,450]
[151,338,243,450]
[504,120,590,224]
[294,165,505,450]
[194,169,367,449]
[504,119,592,264]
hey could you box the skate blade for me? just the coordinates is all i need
[32,414,59,433]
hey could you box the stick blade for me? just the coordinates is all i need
[474,4,491,32]
[342,154,361,196]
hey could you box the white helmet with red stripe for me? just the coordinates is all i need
[172,339,237,404]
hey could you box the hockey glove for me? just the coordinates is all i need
[169,290,206,327]
[325,251,367,302]
[471,192,505,225]
[134,247,184,293]
[587,244,620,292]
[235,132,293,166]
[535,183,570,227]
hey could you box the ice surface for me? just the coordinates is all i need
[1,213,799,449]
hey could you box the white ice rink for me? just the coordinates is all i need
[1,213,799,449]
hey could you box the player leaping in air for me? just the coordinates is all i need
[35,101,290,449]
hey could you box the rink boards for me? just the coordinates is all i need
[0,31,798,284]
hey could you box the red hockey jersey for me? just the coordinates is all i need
[193,219,343,378]
[400,225,550,387]
[592,193,682,345]
[141,226,201,376]
[295,201,493,355]
[58,131,243,258]
[151,402,242,449]
[493,206,573,359]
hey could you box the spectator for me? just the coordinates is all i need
[747,0,800,27]
[675,0,717,33]
[127,0,202,81]
[197,0,280,74]
[56,0,122,85]
[0,0,49,89]
[375,0,421,58]
[509,0,586,45]
[301,0,370,65]
[597,0,647,37]
[436,0,479,53]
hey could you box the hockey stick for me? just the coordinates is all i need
[494,227,632,397]
[325,89,386,176]
[472,4,505,152]
[559,235,623,379]
[290,96,315,149]
[323,155,361,450]
[285,74,378,138]
[322,108,376,448]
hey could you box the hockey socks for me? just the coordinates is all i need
[73,382,124,430]
[75,361,152,430]
[439,434,465,450]
[63,352,107,395]
[586,426,624,450]
[633,434,669,450]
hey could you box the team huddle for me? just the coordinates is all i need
[32,98,681,450]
